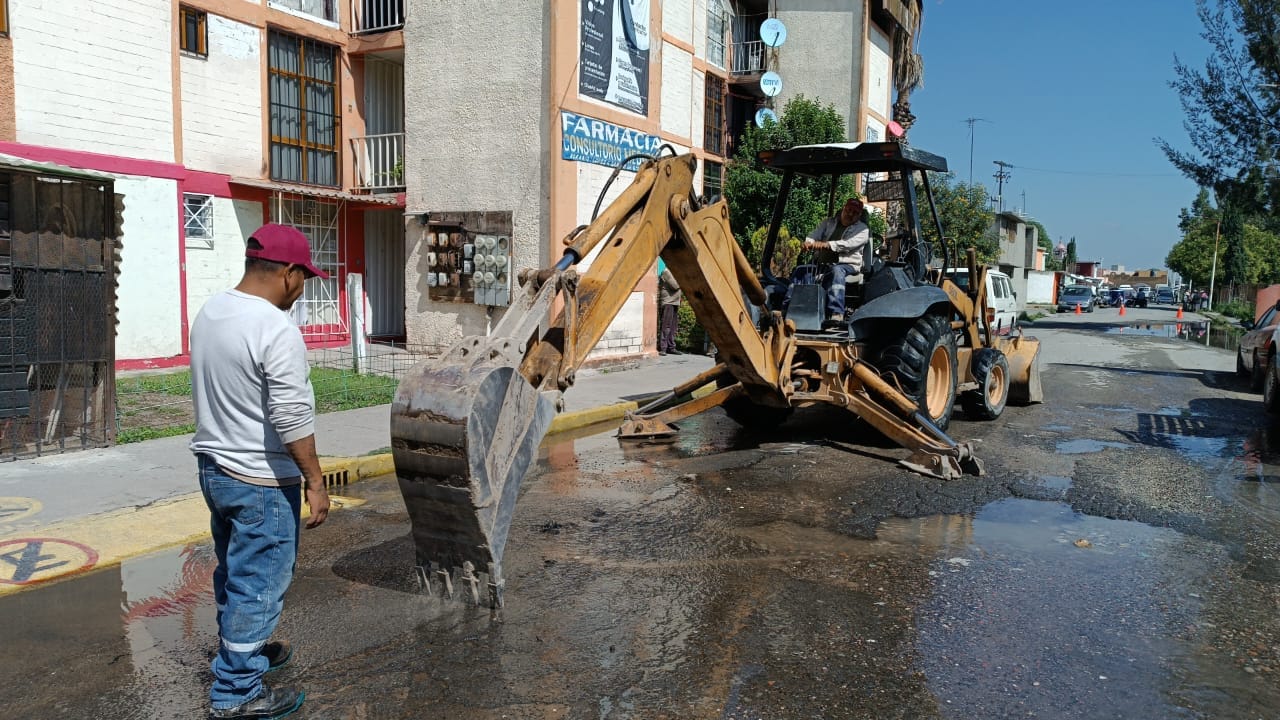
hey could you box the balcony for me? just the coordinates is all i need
[351,0,404,34]
[350,133,405,192]
[730,40,766,76]
[269,0,338,25]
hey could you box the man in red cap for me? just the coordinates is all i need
[189,223,331,719]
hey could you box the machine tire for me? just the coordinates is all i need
[876,313,958,431]
[961,348,1010,421]
[715,373,793,429]
[1265,350,1280,415]
[1237,349,1248,377]
[1251,350,1266,392]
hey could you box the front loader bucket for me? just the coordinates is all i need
[996,333,1043,405]
[391,359,555,605]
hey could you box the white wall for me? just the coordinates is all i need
[1027,271,1057,305]
[663,0,694,46]
[866,27,891,120]
[12,0,175,162]
[181,15,263,177]
[184,198,264,330]
[114,176,182,360]
[659,42,694,140]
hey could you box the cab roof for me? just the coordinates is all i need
[757,142,949,176]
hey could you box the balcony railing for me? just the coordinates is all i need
[350,133,405,192]
[351,0,404,34]
[731,40,766,75]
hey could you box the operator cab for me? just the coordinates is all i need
[755,140,952,340]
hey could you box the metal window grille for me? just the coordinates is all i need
[272,194,346,340]
[352,0,405,33]
[704,73,726,156]
[179,7,207,56]
[183,193,213,241]
[703,161,723,199]
[706,0,728,69]
[268,30,340,187]
[269,0,338,23]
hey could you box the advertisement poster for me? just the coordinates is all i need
[579,0,650,115]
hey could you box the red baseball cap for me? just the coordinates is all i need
[245,223,329,279]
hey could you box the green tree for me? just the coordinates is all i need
[919,174,999,265]
[723,95,855,256]
[1066,237,1078,269]
[1221,204,1249,286]
[1157,0,1280,213]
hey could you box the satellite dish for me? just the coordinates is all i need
[760,71,783,97]
[755,108,778,127]
[761,18,787,48]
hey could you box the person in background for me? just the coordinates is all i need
[190,223,331,720]
[659,266,683,355]
[802,196,871,322]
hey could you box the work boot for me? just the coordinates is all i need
[263,640,292,673]
[210,684,304,719]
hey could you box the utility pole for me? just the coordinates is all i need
[993,161,1013,213]
[1021,190,1027,214]
[1208,217,1221,311]
[961,118,991,189]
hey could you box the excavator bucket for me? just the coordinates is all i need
[996,332,1044,405]
[391,357,555,606]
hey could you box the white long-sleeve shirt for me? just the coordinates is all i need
[189,289,316,484]
[808,216,871,270]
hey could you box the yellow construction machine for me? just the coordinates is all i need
[390,141,1043,605]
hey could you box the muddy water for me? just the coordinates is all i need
[5,358,1280,718]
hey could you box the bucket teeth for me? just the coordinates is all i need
[412,560,506,608]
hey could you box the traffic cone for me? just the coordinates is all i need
[1074,303,1082,315]
[1119,302,1126,317]
[1176,305,1184,319]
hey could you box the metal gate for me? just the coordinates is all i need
[271,193,346,340]
[0,161,117,460]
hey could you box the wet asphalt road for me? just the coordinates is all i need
[5,309,1280,719]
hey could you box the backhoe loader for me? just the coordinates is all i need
[390,140,1043,606]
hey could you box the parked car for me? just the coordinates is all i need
[1155,288,1176,305]
[946,267,1019,334]
[1057,285,1095,313]
[1236,299,1280,391]
[1264,324,1280,414]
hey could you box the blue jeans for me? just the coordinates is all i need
[827,263,856,317]
[198,455,301,710]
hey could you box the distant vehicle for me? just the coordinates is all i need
[1155,288,1176,304]
[1131,287,1150,308]
[1057,285,1095,313]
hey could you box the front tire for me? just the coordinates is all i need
[1251,350,1267,392]
[961,348,1010,420]
[1237,349,1248,377]
[876,314,958,430]
[1266,350,1280,415]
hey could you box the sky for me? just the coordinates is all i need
[903,0,1211,272]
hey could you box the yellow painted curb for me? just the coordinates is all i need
[546,401,638,435]
[0,493,364,597]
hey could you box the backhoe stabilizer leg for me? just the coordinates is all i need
[900,441,984,480]
[617,384,745,439]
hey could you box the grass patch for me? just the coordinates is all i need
[114,367,399,444]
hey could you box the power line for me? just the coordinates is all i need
[993,161,1012,212]
[1009,164,1181,178]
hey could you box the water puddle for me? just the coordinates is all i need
[1103,321,1244,351]
[1156,432,1230,461]
[1056,438,1131,454]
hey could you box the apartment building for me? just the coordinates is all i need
[404,0,920,357]
[0,0,408,367]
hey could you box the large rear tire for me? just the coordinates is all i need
[876,314,958,431]
[961,348,1010,420]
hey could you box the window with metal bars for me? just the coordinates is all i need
[268,30,340,187]
[704,73,726,156]
[703,161,723,200]
[183,193,213,246]
[706,0,727,69]
[179,7,207,57]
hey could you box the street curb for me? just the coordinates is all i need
[3,396,700,594]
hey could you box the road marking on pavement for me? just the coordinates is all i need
[0,493,365,596]
[0,497,42,525]
[0,537,99,585]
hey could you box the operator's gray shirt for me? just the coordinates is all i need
[807,217,871,270]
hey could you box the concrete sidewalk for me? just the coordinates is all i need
[0,352,714,592]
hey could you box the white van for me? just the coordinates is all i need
[944,268,1019,335]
